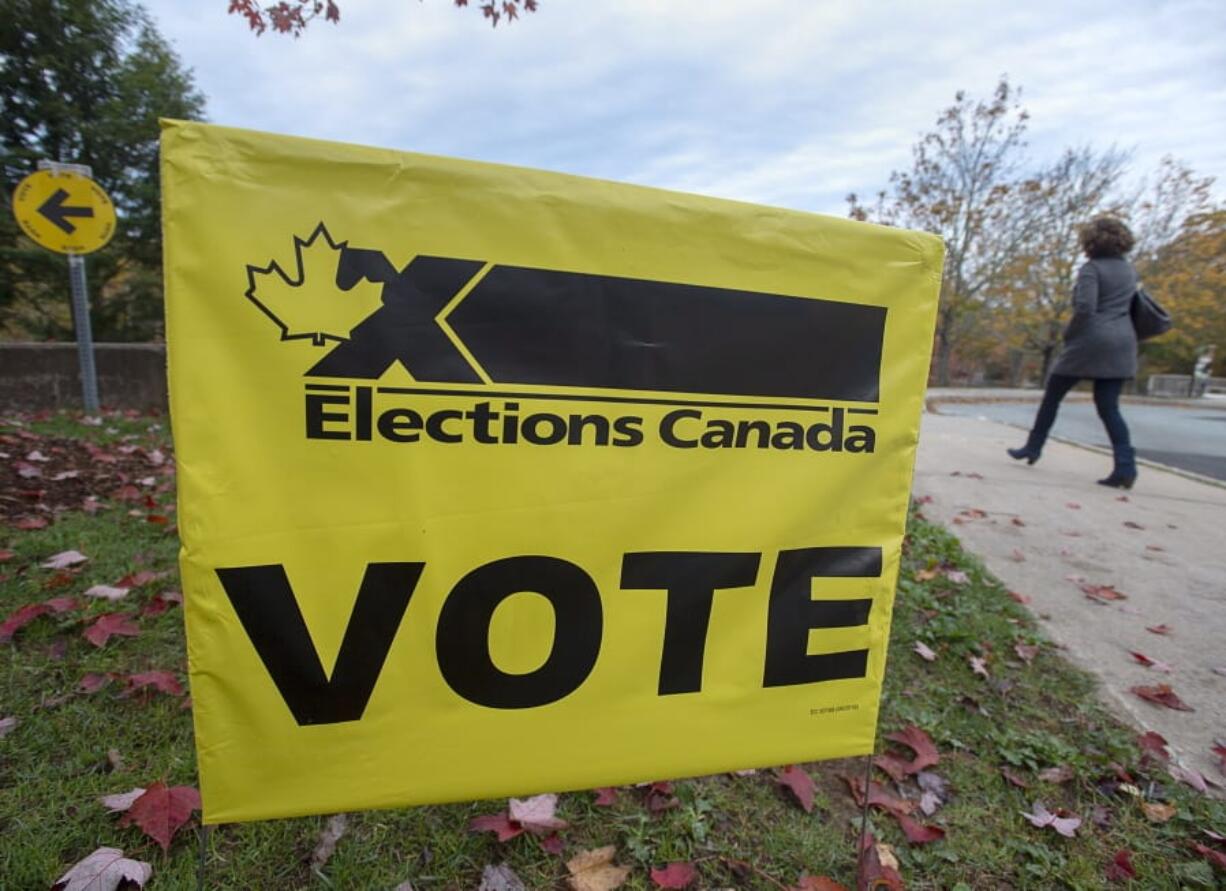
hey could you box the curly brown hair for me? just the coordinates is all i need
[1079,217,1135,258]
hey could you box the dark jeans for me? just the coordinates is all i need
[1027,374,1132,453]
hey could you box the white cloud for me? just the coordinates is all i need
[144,0,1225,216]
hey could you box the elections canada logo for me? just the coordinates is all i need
[246,223,885,453]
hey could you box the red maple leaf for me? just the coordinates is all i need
[593,787,618,806]
[644,781,679,813]
[1130,683,1194,711]
[894,812,946,844]
[124,671,184,697]
[650,862,698,888]
[1145,624,1173,635]
[539,833,564,855]
[775,765,815,813]
[857,832,904,890]
[1137,731,1171,761]
[468,812,525,841]
[1104,849,1136,882]
[80,672,117,693]
[1191,842,1226,871]
[0,596,79,643]
[83,613,140,648]
[873,753,913,783]
[884,724,940,773]
[118,782,202,851]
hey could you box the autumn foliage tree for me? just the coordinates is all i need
[848,78,1035,386]
[227,0,538,36]
[991,147,1129,380]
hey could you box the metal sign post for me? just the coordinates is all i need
[11,160,116,414]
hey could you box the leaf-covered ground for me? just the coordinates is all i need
[2,411,1224,889]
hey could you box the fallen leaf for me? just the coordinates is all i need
[479,863,526,891]
[1137,731,1170,761]
[1168,764,1212,794]
[895,811,946,844]
[1129,651,1173,673]
[1146,624,1173,635]
[469,813,525,842]
[41,549,88,569]
[1011,517,1026,527]
[593,787,618,806]
[1104,849,1136,882]
[650,862,698,888]
[1130,683,1194,711]
[85,585,130,601]
[125,671,183,697]
[1080,582,1127,602]
[114,570,161,589]
[919,790,942,816]
[644,781,679,813]
[1191,842,1226,871]
[1008,590,1031,604]
[1212,742,1226,775]
[1022,801,1081,837]
[1066,502,1081,509]
[566,845,631,891]
[15,517,49,530]
[310,813,349,870]
[0,716,17,738]
[83,613,140,648]
[1001,766,1029,788]
[913,641,937,662]
[80,672,114,694]
[944,569,969,585]
[969,655,989,678]
[914,567,940,581]
[884,724,940,773]
[117,782,202,851]
[856,832,904,891]
[52,846,152,891]
[540,833,565,856]
[1141,802,1176,823]
[1010,548,1025,562]
[791,876,849,891]
[0,549,13,562]
[509,793,569,835]
[776,764,815,813]
[1014,643,1039,664]
[100,788,147,813]
[1038,765,1075,784]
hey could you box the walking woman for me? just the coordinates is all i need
[1008,216,1140,488]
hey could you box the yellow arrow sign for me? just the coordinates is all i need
[12,169,116,255]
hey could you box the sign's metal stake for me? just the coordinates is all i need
[197,823,214,891]
[67,253,100,413]
[853,750,875,890]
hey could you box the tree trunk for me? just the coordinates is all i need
[935,328,953,387]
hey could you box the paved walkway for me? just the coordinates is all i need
[913,409,1226,791]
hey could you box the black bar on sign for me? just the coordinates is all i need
[450,267,886,403]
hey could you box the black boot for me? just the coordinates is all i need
[1097,445,1137,489]
[1007,444,1041,465]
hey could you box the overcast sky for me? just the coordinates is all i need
[143,0,1226,216]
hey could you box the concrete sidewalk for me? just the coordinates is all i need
[912,410,1226,790]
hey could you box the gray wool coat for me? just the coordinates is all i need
[1050,257,1138,379]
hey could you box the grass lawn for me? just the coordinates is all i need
[2,410,1224,890]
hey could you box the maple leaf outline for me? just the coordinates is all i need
[245,222,378,347]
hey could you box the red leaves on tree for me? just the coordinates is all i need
[117,782,202,851]
[83,613,140,648]
[650,862,697,888]
[775,765,815,813]
[1130,683,1194,711]
[1104,849,1136,882]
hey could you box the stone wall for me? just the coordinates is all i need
[0,343,167,412]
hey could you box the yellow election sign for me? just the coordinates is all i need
[12,169,116,255]
[161,120,943,824]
